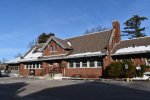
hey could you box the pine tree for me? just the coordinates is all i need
[122,15,148,39]
[38,33,51,43]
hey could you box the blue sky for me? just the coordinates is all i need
[0,0,150,61]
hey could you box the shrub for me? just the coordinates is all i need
[40,68,46,76]
[122,60,136,78]
[106,62,124,78]
[136,65,149,77]
[106,60,137,78]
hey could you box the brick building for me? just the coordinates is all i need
[7,21,150,78]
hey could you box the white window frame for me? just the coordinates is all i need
[39,64,42,69]
[81,61,88,68]
[97,61,102,68]
[89,61,94,68]
[50,45,57,52]
[68,60,102,68]
[24,63,43,69]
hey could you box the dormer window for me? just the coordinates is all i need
[50,45,57,52]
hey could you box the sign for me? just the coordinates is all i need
[125,64,128,69]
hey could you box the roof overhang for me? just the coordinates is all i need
[112,51,150,56]
[39,53,105,61]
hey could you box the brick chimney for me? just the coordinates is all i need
[112,21,121,43]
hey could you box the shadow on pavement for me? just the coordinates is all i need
[23,81,150,100]
[0,82,28,100]
[0,81,150,100]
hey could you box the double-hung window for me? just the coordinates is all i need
[89,61,95,67]
[97,61,102,67]
[50,45,57,52]
[82,61,87,67]
[76,61,80,68]
[69,62,74,68]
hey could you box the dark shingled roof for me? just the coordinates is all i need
[54,37,72,49]
[112,37,150,54]
[65,30,112,54]
[41,36,72,51]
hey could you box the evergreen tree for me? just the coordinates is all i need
[122,15,148,39]
[38,33,52,43]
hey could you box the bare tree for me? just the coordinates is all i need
[84,26,109,34]
[1,58,8,64]
[15,53,23,58]
[27,38,38,49]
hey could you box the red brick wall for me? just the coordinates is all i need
[64,68,102,78]
[35,69,43,76]
[132,57,146,65]
[112,21,121,43]
[103,56,111,70]
[112,55,147,67]
[42,61,49,74]
[20,63,28,76]
[43,40,68,56]
[61,60,102,78]
[102,21,121,72]
[19,63,43,76]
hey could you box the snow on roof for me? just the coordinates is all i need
[21,47,42,61]
[39,51,103,61]
[115,45,150,54]
[67,51,103,58]
[67,42,71,46]
[7,57,21,64]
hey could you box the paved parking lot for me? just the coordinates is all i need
[0,77,150,100]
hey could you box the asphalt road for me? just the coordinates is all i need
[0,77,150,100]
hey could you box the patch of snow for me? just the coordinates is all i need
[68,51,102,57]
[21,47,42,61]
[132,75,150,81]
[9,73,19,77]
[24,47,42,59]
[144,72,150,75]
[115,45,150,54]
[52,73,63,80]
[7,57,21,63]
[67,42,71,46]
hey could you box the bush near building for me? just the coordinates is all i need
[105,60,148,78]
[106,62,124,78]
[136,65,149,77]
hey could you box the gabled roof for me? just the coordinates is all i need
[65,29,112,54]
[23,43,44,58]
[20,43,44,62]
[112,37,150,55]
[41,36,72,51]
[55,37,72,49]
[41,30,112,55]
